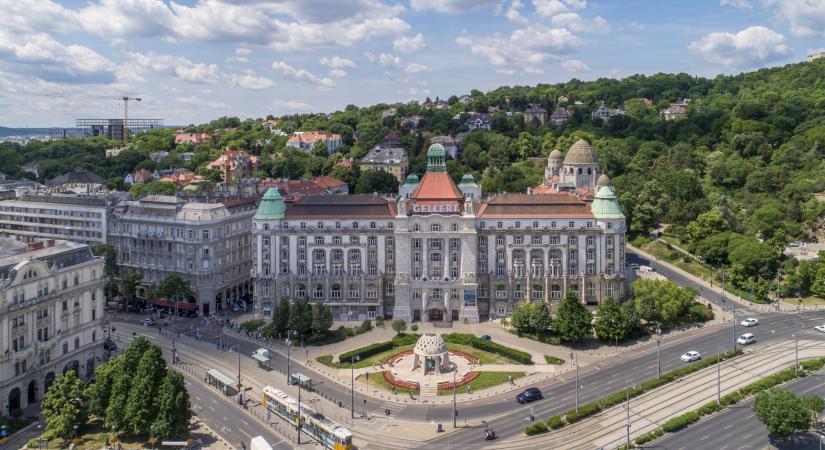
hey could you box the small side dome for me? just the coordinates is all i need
[254,188,286,220]
[461,174,475,183]
[548,149,563,160]
[405,174,420,185]
[427,143,446,157]
[595,174,611,189]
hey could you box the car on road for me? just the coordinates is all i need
[141,317,156,327]
[815,324,825,333]
[516,387,543,404]
[680,351,702,362]
[737,333,757,345]
[630,263,640,271]
[740,318,759,327]
[480,335,492,341]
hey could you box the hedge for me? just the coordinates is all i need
[339,341,395,362]
[546,415,566,429]
[524,422,549,436]
[240,319,264,330]
[661,411,700,433]
[544,355,565,365]
[634,428,664,446]
[564,403,601,423]
[391,333,420,347]
[442,333,533,364]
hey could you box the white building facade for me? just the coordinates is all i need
[0,238,105,415]
[252,141,625,323]
[0,194,110,245]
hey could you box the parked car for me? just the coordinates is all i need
[629,263,640,271]
[516,387,543,404]
[103,339,117,351]
[737,333,757,345]
[680,351,702,362]
[815,324,825,333]
[480,335,492,341]
[142,317,156,327]
[740,318,759,327]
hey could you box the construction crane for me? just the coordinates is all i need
[44,94,143,145]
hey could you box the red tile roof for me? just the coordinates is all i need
[411,172,463,202]
[477,193,593,218]
[312,175,347,189]
[284,195,394,219]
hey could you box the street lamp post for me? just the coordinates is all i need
[655,327,661,380]
[730,304,736,353]
[351,355,360,419]
[452,369,457,428]
[286,333,292,384]
[571,351,579,413]
[716,345,721,405]
[795,313,800,376]
[625,379,632,449]
[228,344,242,397]
[297,375,303,445]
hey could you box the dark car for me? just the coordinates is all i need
[516,387,543,404]
[480,335,492,341]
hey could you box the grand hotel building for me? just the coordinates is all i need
[251,140,625,323]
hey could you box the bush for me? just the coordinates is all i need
[688,303,714,322]
[524,422,549,436]
[662,411,700,433]
[339,341,394,363]
[411,324,419,332]
[564,403,601,423]
[696,400,721,416]
[546,415,565,429]
[442,333,533,364]
[375,317,385,327]
[544,355,565,365]
[391,333,420,346]
[635,428,664,445]
[719,392,741,407]
[356,319,372,334]
[240,320,265,331]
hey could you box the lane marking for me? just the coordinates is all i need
[195,396,202,402]
[239,429,252,439]
[209,406,216,412]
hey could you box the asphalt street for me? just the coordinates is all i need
[655,370,825,450]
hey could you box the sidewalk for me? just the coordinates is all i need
[490,338,822,449]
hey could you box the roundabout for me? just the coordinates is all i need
[380,333,482,393]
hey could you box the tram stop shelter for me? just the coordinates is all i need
[289,372,312,389]
[206,368,238,395]
[252,348,271,370]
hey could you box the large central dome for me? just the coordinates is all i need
[563,139,598,165]
[414,333,448,357]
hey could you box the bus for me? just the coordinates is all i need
[262,386,353,450]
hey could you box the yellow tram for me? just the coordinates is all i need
[262,386,353,450]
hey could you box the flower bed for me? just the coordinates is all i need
[382,370,420,391]
[437,371,480,390]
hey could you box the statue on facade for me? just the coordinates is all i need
[397,197,407,216]
[464,198,474,215]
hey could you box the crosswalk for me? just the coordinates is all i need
[377,400,407,419]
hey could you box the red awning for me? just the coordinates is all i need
[151,298,198,311]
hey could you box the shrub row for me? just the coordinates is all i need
[544,355,565,365]
[339,341,394,362]
[546,416,566,429]
[625,357,825,448]
[524,349,743,436]
[390,333,420,347]
[240,319,265,330]
[524,422,549,436]
[442,333,533,364]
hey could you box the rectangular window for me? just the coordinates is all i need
[532,236,542,245]
[514,236,523,245]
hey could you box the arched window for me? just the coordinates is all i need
[532,284,543,300]
[569,284,579,298]
[551,284,562,299]
[295,284,306,299]
[312,285,324,299]
[331,284,341,299]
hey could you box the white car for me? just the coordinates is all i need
[737,333,757,345]
[741,318,759,327]
[814,324,825,333]
[680,351,702,362]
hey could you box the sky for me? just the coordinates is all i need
[0,0,823,127]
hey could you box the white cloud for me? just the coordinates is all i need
[720,0,752,10]
[393,33,427,52]
[506,1,529,24]
[175,95,230,109]
[328,69,348,77]
[410,0,503,13]
[272,99,315,112]
[129,51,222,84]
[688,26,790,67]
[319,56,357,69]
[0,29,116,83]
[496,68,515,75]
[376,53,428,75]
[271,61,335,90]
[229,70,275,90]
[228,47,251,63]
[561,58,590,71]
[550,12,607,33]
[532,0,586,17]
[768,0,825,38]
[456,26,580,73]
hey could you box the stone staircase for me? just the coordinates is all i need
[419,382,439,398]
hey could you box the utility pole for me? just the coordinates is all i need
[626,379,632,449]
[573,351,579,413]
[655,327,661,379]
[286,333,292,384]
[297,377,302,445]
[716,345,721,405]
[731,303,736,353]
[351,355,360,419]
[795,312,800,376]
[452,369,457,428]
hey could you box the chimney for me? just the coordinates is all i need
[27,241,44,251]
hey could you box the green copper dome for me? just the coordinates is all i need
[591,186,624,219]
[427,143,446,157]
[254,188,286,220]
[426,143,446,172]
[459,174,477,186]
[404,174,420,185]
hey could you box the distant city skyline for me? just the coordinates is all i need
[0,0,823,127]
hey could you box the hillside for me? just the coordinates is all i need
[2,59,825,300]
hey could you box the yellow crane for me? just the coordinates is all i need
[45,94,143,145]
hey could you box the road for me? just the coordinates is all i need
[656,370,825,450]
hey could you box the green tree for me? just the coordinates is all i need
[86,357,122,418]
[155,273,193,302]
[354,169,399,194]
[686,211,730,251]
[129,180,177,198]
[287,298,312,336]
[311,302,333,336]
[105,370,132,432]
[754,388,811,439]
[594,298,627,345]
[619,300,640,336]
[126,346,167,435]
[151,372,191,440]
[528,302,553,334]
[42,371,86,440]
[511,302,534,333]
[392,319,407,335]
[273,299,291,336]
[119,270,143,309]
[802,394,825,419]
[632,279,695,326]
[811,263,825,298]
[123,336,152,373]
[553,293,592,344]
[312,140,329,157]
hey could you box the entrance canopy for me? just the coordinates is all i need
[152,298,198,311]
[206,368,235,387]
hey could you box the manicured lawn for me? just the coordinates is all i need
[357,373,417,395]
[317,340,521,369]
[437,371,527,395]
[446,343,513,364]
[544,355,565,365]
[788,296,825,305]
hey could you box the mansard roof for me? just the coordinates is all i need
[284,194,395,219]
[477,193,593,219]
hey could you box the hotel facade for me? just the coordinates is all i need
[252,140,625,323]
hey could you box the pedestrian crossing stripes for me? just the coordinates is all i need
[378,400,406,418]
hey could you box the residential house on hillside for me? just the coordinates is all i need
[361,133,409,182]
[381,107,397,119]
[105,148,125,158]
[591,101,625,123]
[808,51,825,62]
[557,95,569,103]
[465,112,493,130]
[47,170,104,188]
[311,175,349,194]
[125,168,155,185]
[430,135,460,159]
[286,131,342,155]
[524,103,548,126]
[149,151,169,163]
[207,149,259,182]
[179,152,195,161]
[549,107,572,125]
[661,98,691,121]
[335,159,354,170]
[624,97,653,108]
[174,132,212,145]
[401,115,424,131]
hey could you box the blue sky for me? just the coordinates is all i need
[0,0,823,127]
